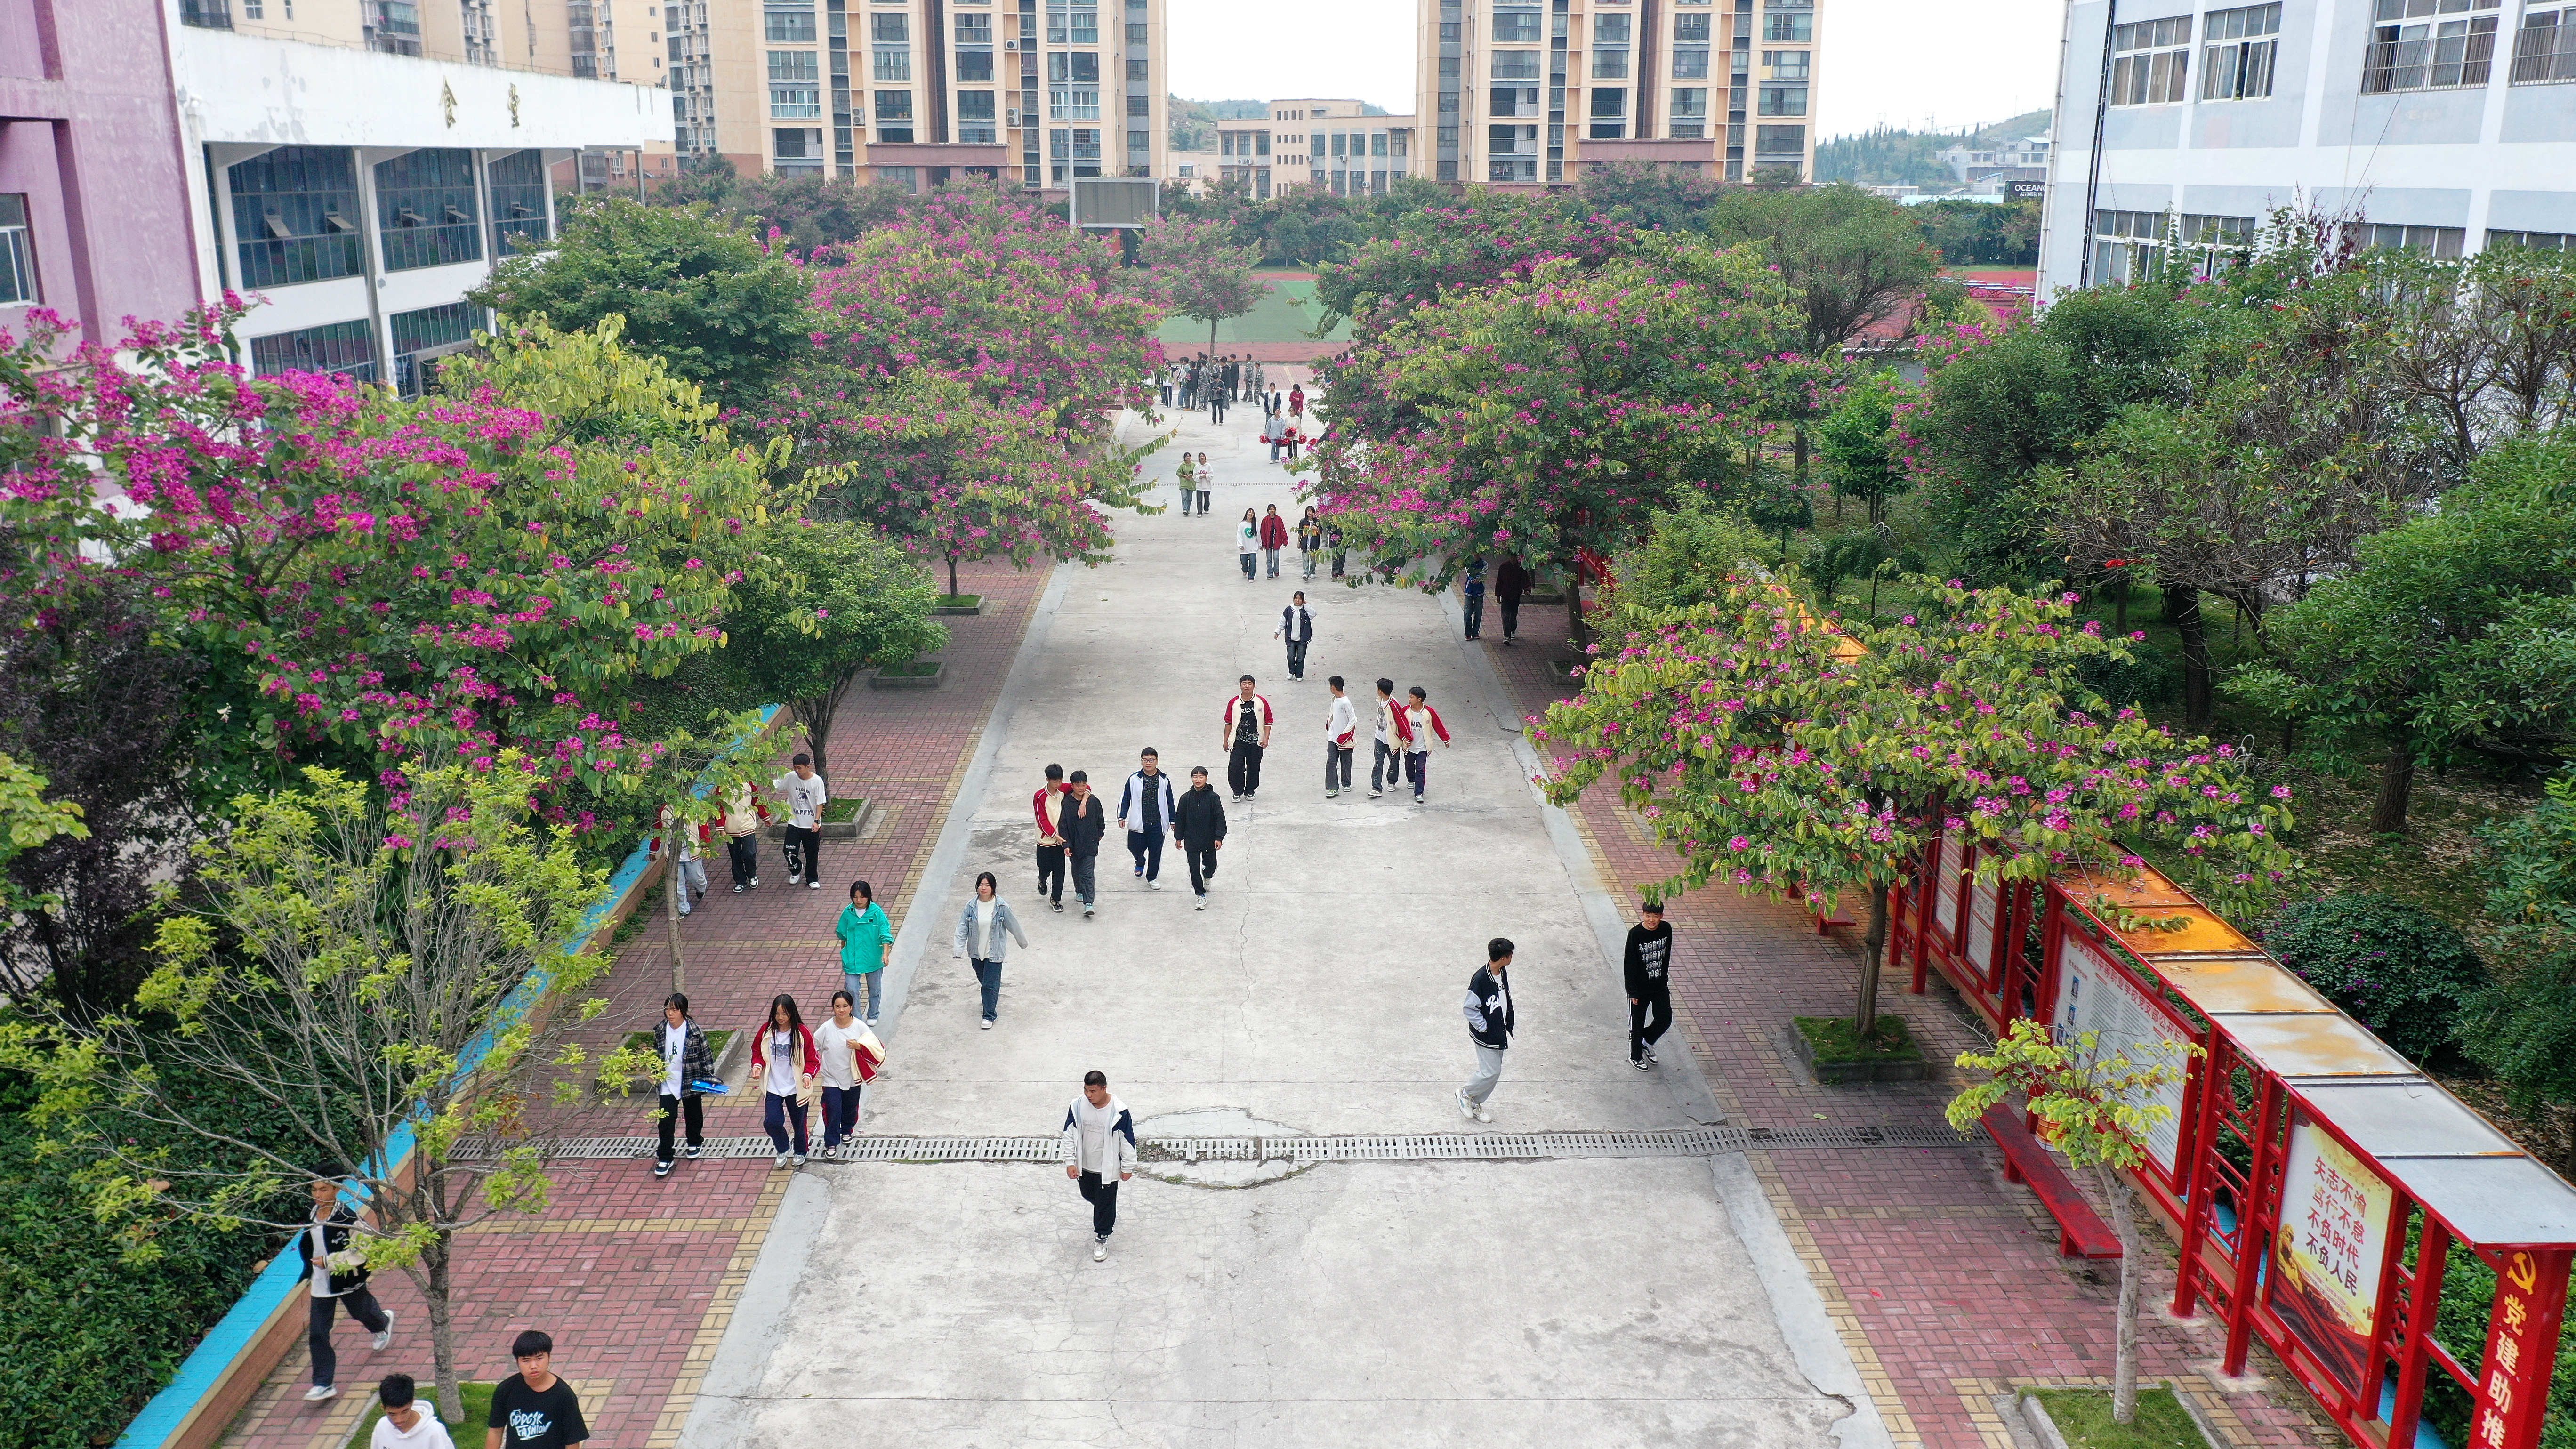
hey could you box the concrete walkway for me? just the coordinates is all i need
[680,400,1879,1447]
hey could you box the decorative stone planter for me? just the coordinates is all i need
[764,799,873,840]
[931,594,983,617]
[869,661,945,690]
[1786,1015,1931,1085]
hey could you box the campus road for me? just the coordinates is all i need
[679,394,1887,1448]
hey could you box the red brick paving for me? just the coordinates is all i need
[1481,600,2342,1449]
[220,555,1050,1449]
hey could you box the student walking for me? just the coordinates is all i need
[1117,748,1178,890]
[1236,509,1259,580]
[1060,1070,1139,1261]
[953,870,1031,1026]
[1296,507,1324,580]
[1258,504,1289,579]
[1032,763,1070,911]
[1288,381,1305,419]
[1497,555,1530,645]
[750,994,818,1167]
[284,1178,396,1402]
[1060,771,1107,916]
[370,1375,454,1449]
[487,1330,588,1449]
[1220,675,1274,801]
[1208,371,1229,423]
[1275,590,1315,680]
[1194,453,1211,516]
[1462,561,1487,641]
[835,881,894,1021]
[1368,678,1404,799]
[1174,766,1227,906]
[651,993,713,1178]
[721,783,764,892]
[776,753,828,889]
[1266,402,1286,463]
[1625,901,1675,1069]
[1175,453,1196,516]
[1323,676,1357,798]
[1328,522,1346,579]
[1458,938,1517,1123]
[813,990,879,1159]
[650,808,710,916]
[1398,687,1454,802]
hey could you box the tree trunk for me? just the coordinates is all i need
[426,1235,462,1425]
[2105,1169,2142,1424]
[1794,425,1810,485]
[2164,584,2213,730]
[664,837,687,996]
[947,554,961,600]
[2371,745,2416,836]
[1857,882,1889,1037]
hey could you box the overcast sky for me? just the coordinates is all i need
[1164,0,2067,139]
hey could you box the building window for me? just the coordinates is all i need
[771,48,820,80]
[1763,48,1809,78]
[1756,84,1807,114]
[2201,3,2282,96]
[2351,221,2467,255]
[1755,122,1805,153]
[956,50,993,80]
[228,147,365,289]
[390,300,478,397]
[180,0,233,28]
[1125,21,1144,40]
[871,49,910,80]
[1127,94,1150,115]
[959,89,997,141]
[1493,9,1541,39]
[765,3,815,41]
[1763,10,1810,39]
[250,320,376,382]
[2110,15,2194,103]
[1493,49,1542,78]
[1669,87,1708,137]
[774,84,823,115]
[1594,47,1631,77]
[374,149,481,273]
[954,11,989,40]
[1050,88,1100,118]
[870,12,905,40]
[365,0,422,54]
[1594,13,1631,41]
[486,150,551,257]
[0,194,34,305]
[2489,227,2575,248]
[774,126,825,171]
[2363,0,2498,90]
[877,165,920,193]
[1673,48,1710,76]
[2512,0,2576,81]
[1589,86,1628,137]
[1127,58,1147,79]
[1676,13,1711,40]
[873,91,914,140]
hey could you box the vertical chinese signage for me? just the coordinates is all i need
[1932,834,1962,942]
[2052,927,2190,1176]
[2472,1249,2571,1449]
[2268,1118,2396,1398]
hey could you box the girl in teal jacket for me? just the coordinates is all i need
[837,880,895,1022]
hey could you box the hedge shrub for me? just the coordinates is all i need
[2254,893,2487,1063]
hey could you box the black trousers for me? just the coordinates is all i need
[307,1286,389,1388]
[1500,595,1522,639]
[1035,844,1066,903]
[1228,740,1265,797]
[783,825,821,882]
[1464,593,1485,639]
[1285,639,1308,678]
[727,832,759,886]
[1325,742,1352,791]
[1630,987,1674,1061]
[1079,1170,1119,1237]
[657,1092,704,1162]
[1127,829,1164,880]
[1183,840,1217,894]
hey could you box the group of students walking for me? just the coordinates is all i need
[1159,352,1264,416]
[1234,503,1339,582]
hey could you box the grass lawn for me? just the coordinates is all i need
[1794,1014,1922,1063]
[2025,1388,2208,1449]
[1157,278,1352,347]
[342,1382,495,1449]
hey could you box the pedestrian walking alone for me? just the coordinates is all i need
[1458,938,1517,1122]
[1288,381,1305,419]
[1033,763,1070,911]
[1236,509,1259,580]
[953,870,1031,1026]
[813,990,879,1159]
[1296,507,1324,580]
[1368,678,1403,799]
[1195,453,1211,516]
[721,782,764,892]
[835,880,894,1021]
[649,808,710,916]
[1117,747,1178,890]
[775,752,828,889]
[750,994,818,1166]
[1624,901,1675,1069]
[1061,1069,1139,1261]
[1462,560,1487,641]
[1497,555,1530,645]
[1220,675,1273,800]
[1400,686,1453,802]
[1175,765,1227,906]
[1275,590,1315,681]
[1258,504,1289,579]
[1060,770,1107,916]
[279,1178,396,1402]
[1267,402,1286,463]
[487,1330,588,1449]
[370,1375,453,1449]
[1323,676,1357,798]
[1175,452,1195,516]
[651,992,713,1178]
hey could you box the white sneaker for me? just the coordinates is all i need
[303,1385,338,1403]
[788,873,802,886]
[1148,879,1163,891]
[1474,1103,1493,1124]
[1368,790,1382,798]
[1195,897,1207,911]
[1457,1090,1477,1120]
[1093,1240,1108,1261]
[372,1312,396,1352]
[1083,903,1095,917]
[792,1154,808,1167]
[981,1018,995,1030]
[808,880,821,890]
[774,1152,789,1167]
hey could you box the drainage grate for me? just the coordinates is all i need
[459,1123,1970,1163]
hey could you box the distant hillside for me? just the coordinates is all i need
[1815,108,2053,188]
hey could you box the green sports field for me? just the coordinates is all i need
[1157,278,1352,347]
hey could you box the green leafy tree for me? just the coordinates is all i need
[1577,157,1727,232]
[1819,373,1911,526]
[2465,773,2576,1110]
[469,195,813,410]
[1141,216,1270,359]
[2228,436,2576,832]
[0,755,644,1427]
[717,519,945,782]
[1947,1019,2191,1425]
[1707,184,1943,356]
[1602,498,1772,632]
[1311,187,1616,339]
[1746,476,1815,556]
[1533,575,2295,1035]
[0,751,84,921]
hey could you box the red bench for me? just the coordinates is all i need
[1981,1104,2123,1260]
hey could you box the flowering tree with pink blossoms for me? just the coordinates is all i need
[1532,574,2298,1034]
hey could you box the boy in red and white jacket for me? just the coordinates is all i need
[1032,763,1070,911]
[1220,676,1274,801]
[1399,686,1452,803]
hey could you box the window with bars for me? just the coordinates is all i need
[391,301,478,397]
[1673,48,1710,76]
[2351,221,2467,255]
[0,194,35,305]
[1050,87,1099,117]
[2513,0,2576,81]
[250,321,376,382]
[486,150,550,256]
[2110,15,2194,103]
[771,48,820,79]
[1764,10,1811,38]
[1676,13,1711,40]
[2363,0,2499,90]
[1669,87,1708,136]
[765,4,815,40]
[874,90,913,140]
[1494,49,1543,78]
[2201,2,2283,96]
[869,49,909,80]
[373,149,481,273]
[1763,48,1809,77]
[228,146,363,290]
[1594,47,1630,76]
[1756,84,1807,113]
[1494,10,1541,40]
[1755,122,1806,153]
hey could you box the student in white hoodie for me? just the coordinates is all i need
[1323,676,1359,798]
[368,1375,454,1449]
[775,753,829,889]
[1060,1070,1139,1261]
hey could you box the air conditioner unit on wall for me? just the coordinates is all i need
[1007,108,1022,127]
[1003,38,1017,49]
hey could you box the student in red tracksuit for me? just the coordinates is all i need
[1032,763,1070,912]
[1399,686,1453,803]
[1221,675,1274,801]
[1258,505,1290,580]
[749,994,821,1167]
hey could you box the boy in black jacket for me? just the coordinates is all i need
[1174,766,1228,909]
[1624,902,1675,1068]
[1061,771,1108,917]
[1458,938,1516,1123]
